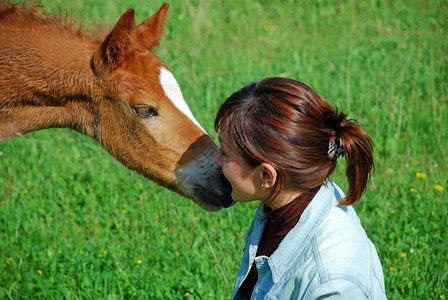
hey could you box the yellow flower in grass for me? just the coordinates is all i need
[434,185,444,192]
[416,172,427,178]
[136,259,142,264]
[37,270,43,275]
[410,188,416,193]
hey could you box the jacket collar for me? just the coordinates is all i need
[266,180,341,283]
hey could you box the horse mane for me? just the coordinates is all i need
[0,0,99,39]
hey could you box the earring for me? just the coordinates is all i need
[261,182,265,189]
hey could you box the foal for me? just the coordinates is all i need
[0,1,233,210]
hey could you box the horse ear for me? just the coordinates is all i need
[92,9,136,74]
[136,3,169,50]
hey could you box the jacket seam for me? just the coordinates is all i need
[308,274,372,298]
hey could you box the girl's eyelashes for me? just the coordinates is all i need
[221,148,227,157]
[220,149,227,158]
[217,148,229,162]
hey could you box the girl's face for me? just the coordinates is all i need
[214,128,262,203]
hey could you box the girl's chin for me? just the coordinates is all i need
[230,190,242,203]
[230,190,254,204]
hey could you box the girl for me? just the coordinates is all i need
[214,78,386,299]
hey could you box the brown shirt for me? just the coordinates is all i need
[240,188,319,299]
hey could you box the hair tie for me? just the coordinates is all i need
[328,136,344,161]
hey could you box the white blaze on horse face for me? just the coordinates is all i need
[159,67,205,132]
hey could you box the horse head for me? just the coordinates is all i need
[89,5,233,210]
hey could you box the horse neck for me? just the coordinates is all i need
[0,26,103,141]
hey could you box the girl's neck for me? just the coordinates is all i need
[264,189,305,210]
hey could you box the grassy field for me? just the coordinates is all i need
[1,0,447,298]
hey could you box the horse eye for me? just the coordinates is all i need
[134,105,158,118]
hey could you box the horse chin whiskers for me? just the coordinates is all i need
[175,173,225,211]
[177,180,210,207]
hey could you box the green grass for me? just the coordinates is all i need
[1,0,447,298]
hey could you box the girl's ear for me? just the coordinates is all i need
[259,163,277,188]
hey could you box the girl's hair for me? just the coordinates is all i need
[215,77,374,205]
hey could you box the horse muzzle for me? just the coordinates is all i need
[174,136,235,211]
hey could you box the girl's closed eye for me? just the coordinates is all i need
[215,147,226,164]
[218,148,229,161]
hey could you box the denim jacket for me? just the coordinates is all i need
[231,180,386,300]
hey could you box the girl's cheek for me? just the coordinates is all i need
[221,164,230,178]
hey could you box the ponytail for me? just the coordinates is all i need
[338,118,374,205]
